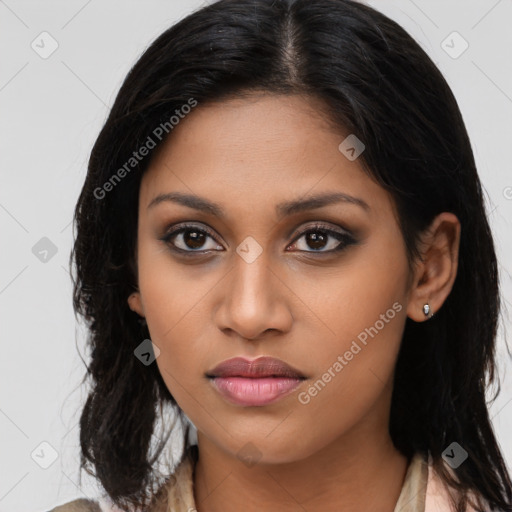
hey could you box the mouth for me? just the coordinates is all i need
[206,356,307,406]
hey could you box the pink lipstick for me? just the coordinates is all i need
[206,356,306,406]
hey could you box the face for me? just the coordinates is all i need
[129,93,414,464]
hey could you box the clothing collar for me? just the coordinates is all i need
[163,446,428,512]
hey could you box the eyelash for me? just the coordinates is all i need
[160,222,357,257]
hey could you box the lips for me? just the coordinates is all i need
[206,356,306,379]
[206,356,306,406]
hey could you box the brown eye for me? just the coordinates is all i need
[179,229,206,249]
[288,224,356,254]
[162,224,223,252]
[303,231,329,250]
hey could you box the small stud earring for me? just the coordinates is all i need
[423,303,434,319]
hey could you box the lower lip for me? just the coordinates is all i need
[209,376,304,406]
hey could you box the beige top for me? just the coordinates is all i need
[49,448,481,512]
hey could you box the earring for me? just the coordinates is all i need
[423,303,434,319]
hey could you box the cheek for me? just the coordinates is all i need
[135,244,213,390]
[136,239,215,342]
[297,234,408,413]
[303,232,408,354]
[291,299,406,454]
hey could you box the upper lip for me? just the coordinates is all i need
[206,356,306,379]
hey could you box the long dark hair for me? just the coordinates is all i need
[70,0,512,510]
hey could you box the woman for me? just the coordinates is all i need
[51,0,512,510]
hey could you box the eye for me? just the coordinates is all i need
[161,222,357,256]
[161,223,223,253]
[287,223,356,253]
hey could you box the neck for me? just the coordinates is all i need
[193,421,408,512]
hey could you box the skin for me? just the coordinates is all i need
[128,93,460,512]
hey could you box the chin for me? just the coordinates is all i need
[215,431,317,467]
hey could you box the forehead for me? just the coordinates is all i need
[148,93,341,165]
[140,93,392,222]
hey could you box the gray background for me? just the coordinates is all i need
[1,1,511,510]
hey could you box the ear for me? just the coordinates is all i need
[406,212,461,322]
[127,291,145,318]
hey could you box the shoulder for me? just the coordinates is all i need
[47,497,126,512]
[162,446,197,510]
[48,498,103,512]
[48,447,199,512]
[426,455,484,512]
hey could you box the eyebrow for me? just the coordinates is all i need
[147,191,370,218]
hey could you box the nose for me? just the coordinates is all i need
[214,251,293,341]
